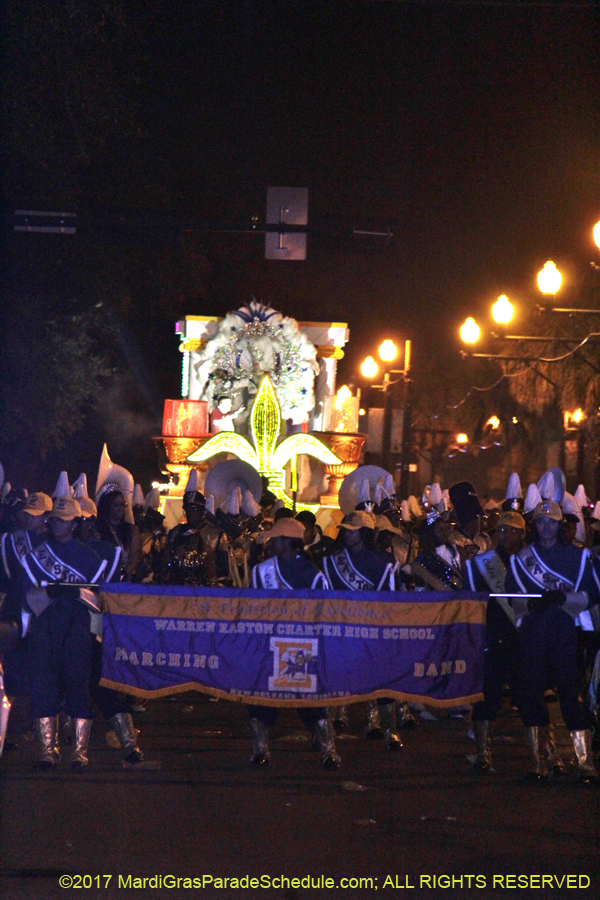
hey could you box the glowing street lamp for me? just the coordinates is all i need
[594,221,600,250]
[378,339,398,362]
[537,260,562,295]
[492,295,513,324]
[486,416,500,430]
[361,355,378,378]
[460,317,480,344]
[456,433,468,445]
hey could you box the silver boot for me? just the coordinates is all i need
[397,701,417,729]
[333,705,349,733]
[34,717,60,769]
[379,701,402,751]
[570,730,598,783]
[109,713,144,764]
[540,724,565,777]
[314,716,341,769]
[249,717,270,767]
[70,718,93,771]
[364,700,384,739]
[524,726,547,780]
[472,720,493,772]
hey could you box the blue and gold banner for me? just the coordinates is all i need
[100,585,487,707]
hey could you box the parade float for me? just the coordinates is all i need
[153,299,367,530]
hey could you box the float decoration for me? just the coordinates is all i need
[187,375,341,513]
[193,299,320,428]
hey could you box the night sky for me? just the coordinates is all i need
[2,0,600,488]
[140,0,600,365]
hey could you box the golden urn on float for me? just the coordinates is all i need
[317,386,367,507]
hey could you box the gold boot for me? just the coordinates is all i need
[70,719,93,772]
[540,724,565,777]
[472,720,493,772]
[34,717,60,769]
[249,717,270,767]
[314,716,341,770]
[109,713,144,765]
[524,726,547,780]
[379,701,402,751]
[364,700,384,739]
[570,730,598,783]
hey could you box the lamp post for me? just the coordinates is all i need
[360,338,412,491]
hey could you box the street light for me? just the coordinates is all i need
[378,339,398,362]
[537,260,562,295]
[492,295,514,325]
[460,317,480,344]
[360,338,412,492]
[594,221,600,250]
[361,356,378,378]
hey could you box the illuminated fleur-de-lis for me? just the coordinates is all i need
[187,375,341,513]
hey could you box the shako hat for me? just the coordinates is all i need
[448,481,484,526]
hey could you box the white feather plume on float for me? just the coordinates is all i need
[192,299,319,426]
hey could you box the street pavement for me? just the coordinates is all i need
[0,694,598,900]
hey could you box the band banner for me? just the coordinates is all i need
[100,584,487,708]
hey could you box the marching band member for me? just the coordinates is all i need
[506,500,599,783]
[323,511,402,749]
[21,491,106,771]
[249,517,340,770]
[465,511,526,772]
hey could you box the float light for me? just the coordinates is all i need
[537,261,562,295]
[456,433,469,444]
[486,416,500,430]
[491,295,513,325]
[187,375,341,513]
[593,221,600,250]
[460,317,480,344]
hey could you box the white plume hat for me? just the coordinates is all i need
[133,484,145,507]
[71,472,89,499]
[53,471,71,500]
[562,491,586,543]
[144,488,161,511]
[242,489,261,517]
[383,473,394,495]
[358,479,371,505]
[184,469,199,494]
[506,472,523,500]
[524,483,543,513]
[205,494,216,515]
[429,483,443,506]
[223,488,241,516]
[1,482,11,500]
[592,501,600,520]
[95,444,135,523]
[537,467,566,504]
[573,484,589,507]
[401,499,411,522]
